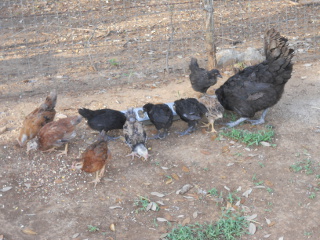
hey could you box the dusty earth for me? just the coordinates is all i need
[0,59,320,240]
[1,0,320,239]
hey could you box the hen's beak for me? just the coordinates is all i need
[217,74,223,78]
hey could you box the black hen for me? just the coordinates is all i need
[123,108,148,160]
[78,108,126,139]
[174,98,208,136]
[143,103,173,139]
[215,28,294,128]
[189,57,222,96]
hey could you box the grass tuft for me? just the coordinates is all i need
[219,127,275,146]
[165,211,248,240]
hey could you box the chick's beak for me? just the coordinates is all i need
[217,74,223,78]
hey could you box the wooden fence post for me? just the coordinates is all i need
[204,0,217,69]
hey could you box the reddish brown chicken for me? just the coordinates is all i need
[27,115,82,156]
[72,131,111,187]
[17,90,57,146]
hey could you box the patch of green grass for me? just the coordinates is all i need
[165,211,248,240]
[266,187,274,193]
[227,192,239,205]
[207,188,219,197]
[223,112,238,122]
[109,58,120,67]
[134,196,159,213]
[219,127,275,146]
[290,159,314,175]
[87,225,99,232]
[308,192,316,199]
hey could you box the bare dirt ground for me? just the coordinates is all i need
[0,59,320,240]
[1,0,320,240]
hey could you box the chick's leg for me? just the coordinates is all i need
[149,130,166,140]
[202,121,217,133]
[176,125,196,136]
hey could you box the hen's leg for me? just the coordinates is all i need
[98,164,106,179]
[57,143,68,156]
[89,172,100,188]
[247,109,269,125]
[225,117,248,128]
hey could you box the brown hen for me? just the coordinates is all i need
[27,115,82,156]
[17,90,57,146]
[72,131,111,187]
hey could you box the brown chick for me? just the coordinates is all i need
[72,131,111,187]
[17,90,57,146]
[27,115,82,156]
[199,95,224,133]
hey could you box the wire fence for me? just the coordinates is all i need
[0,0,319,96]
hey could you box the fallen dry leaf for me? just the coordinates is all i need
[211,133,218,141]
[222,146,230,153]
[157,217,168,222]
[171,173,179,180]
[182,217,190,226]
[110,223,115,232]
[265,180,274,187]
[151,192,165,198]
[0,126,6,134]
[193,211,198,219]
[268,221,276,227]
[0,186,12,192]
[163,212,174,222]
[200,149,211,155]
[176,184,193,195]
[246,214,257,221]
[248,223,256,235]
[182,166,190,172]
[242,188,253,198]
[265,217,271,225]
[165,178,173,184]
[22,228,37,235]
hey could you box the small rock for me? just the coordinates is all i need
[72,233,80,238]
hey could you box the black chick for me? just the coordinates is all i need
[174,98,208,136]
[78,108,126,140]
[189,57,222,96]
[143,103,173,139]
[123,108,148,160]
[215,28,294,128]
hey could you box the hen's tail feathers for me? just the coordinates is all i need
[71,115,83,126]
[78,108,94,120]
[264,28,294,66]
[39,90,57,111]
[189,57,200,72]
[264,28,294,84]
